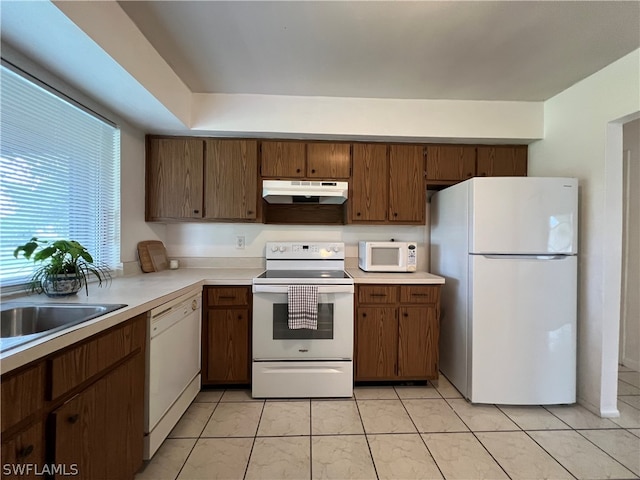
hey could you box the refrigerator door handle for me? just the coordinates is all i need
[481,254,569,260]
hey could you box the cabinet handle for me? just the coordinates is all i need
[393,212,398,217]
[247,210,254,215]
[67,414,79,424]
[296,168,301,173]
[193,209,200,214]
[403,312,409,317]
[356,212,361,216]
[218,295,237,299]
[311,169,316,174]
[411,293,430,296]
[237,315,242,320]
[16,444,34,459]
[362,313,367,318]
[370,293,387,297]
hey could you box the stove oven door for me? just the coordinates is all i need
[252,284,354,360]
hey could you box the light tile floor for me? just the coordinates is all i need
[137,367,640,480]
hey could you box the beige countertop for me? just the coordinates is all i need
[1,266,444,374]
[346,268,445,284]
[0,268,263,374]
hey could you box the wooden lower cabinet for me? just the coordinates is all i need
[1,422,45,479]
[355,307,397,378]
[355,284,440,381]
[202,286,252,384]
[52,353,143,479]
[0,314,145,480]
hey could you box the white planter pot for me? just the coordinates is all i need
[42,274,82,297]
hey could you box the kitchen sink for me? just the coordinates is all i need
[0,303,127,352]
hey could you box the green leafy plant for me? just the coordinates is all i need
[13,237,111,296]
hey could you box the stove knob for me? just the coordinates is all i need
[271,245,279,252]
[333,246,340,252]
[279,246,286,252]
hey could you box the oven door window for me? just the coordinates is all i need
[272,303,333,340]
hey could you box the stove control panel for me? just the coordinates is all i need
[265,242,345,260]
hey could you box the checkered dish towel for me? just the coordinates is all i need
[287,285,319,330]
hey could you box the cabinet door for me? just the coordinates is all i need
[146,138,204,220]
[306,143,351,178]
[355,307,397,380]
[261,141,306,177]
[425,145,476,181]
[350,144,388,222]
[1,363,44,433]
[398,306,439,379]
[1,421,45,480]
[205,309,250,384]
[388,145,426,223]
[204,139,258,220]
[477,146,528,177]
[52,355,143,480]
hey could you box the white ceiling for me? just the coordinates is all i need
[119,1,640,101]
[0,1,638,136]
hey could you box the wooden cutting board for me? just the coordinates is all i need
[137,240,168,272]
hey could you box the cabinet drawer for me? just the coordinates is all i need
[207,287,250,306]
[399,286,440,304]
[357,286,398,304]
[1,421,45,478]
[49,315,146,400]
[1,363,45,433]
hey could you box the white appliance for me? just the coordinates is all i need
[252,242,354,398]
[144,289,201,459]
[358,241,417,272]
[430,177,578,405]
[262,180,349,204]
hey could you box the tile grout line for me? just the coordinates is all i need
[242,398,266,480]
[173,389,226,480]
[394,385,448,480]
[308,399,313,480]
[353,393,381,480]
[521,430,580,480]
[573,428,640,477]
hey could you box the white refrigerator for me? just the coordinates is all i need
[430,177,578,405]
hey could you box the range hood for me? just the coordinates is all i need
[262,180,348,205]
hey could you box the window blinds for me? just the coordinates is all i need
[0,63,121,287]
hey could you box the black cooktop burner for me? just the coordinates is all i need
[256,270,350,279]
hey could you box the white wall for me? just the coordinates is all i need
[119,127,165,274]
[621,119,640,370]
[529,49,640,416]
[164,222,428,270]
[191,94,543,143]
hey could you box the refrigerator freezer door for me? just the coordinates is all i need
[469,254,577,404]
[470,177,578,255]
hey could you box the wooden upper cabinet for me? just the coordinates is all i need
[204,139,258,220]
[146,137,204,220]
[477,145,528,177]
[261,141,351,179]
[425,145,476,181]
[351,143,388,222]
[306,143,351,178]
[260,141,306,177]
[388,145,425,223]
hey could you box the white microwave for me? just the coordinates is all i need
[358,241,417,272]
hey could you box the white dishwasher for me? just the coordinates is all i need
[144,289,202,460]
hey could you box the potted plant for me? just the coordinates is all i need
[13,237,111,297]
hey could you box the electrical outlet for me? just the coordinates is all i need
[235,235,245,249]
